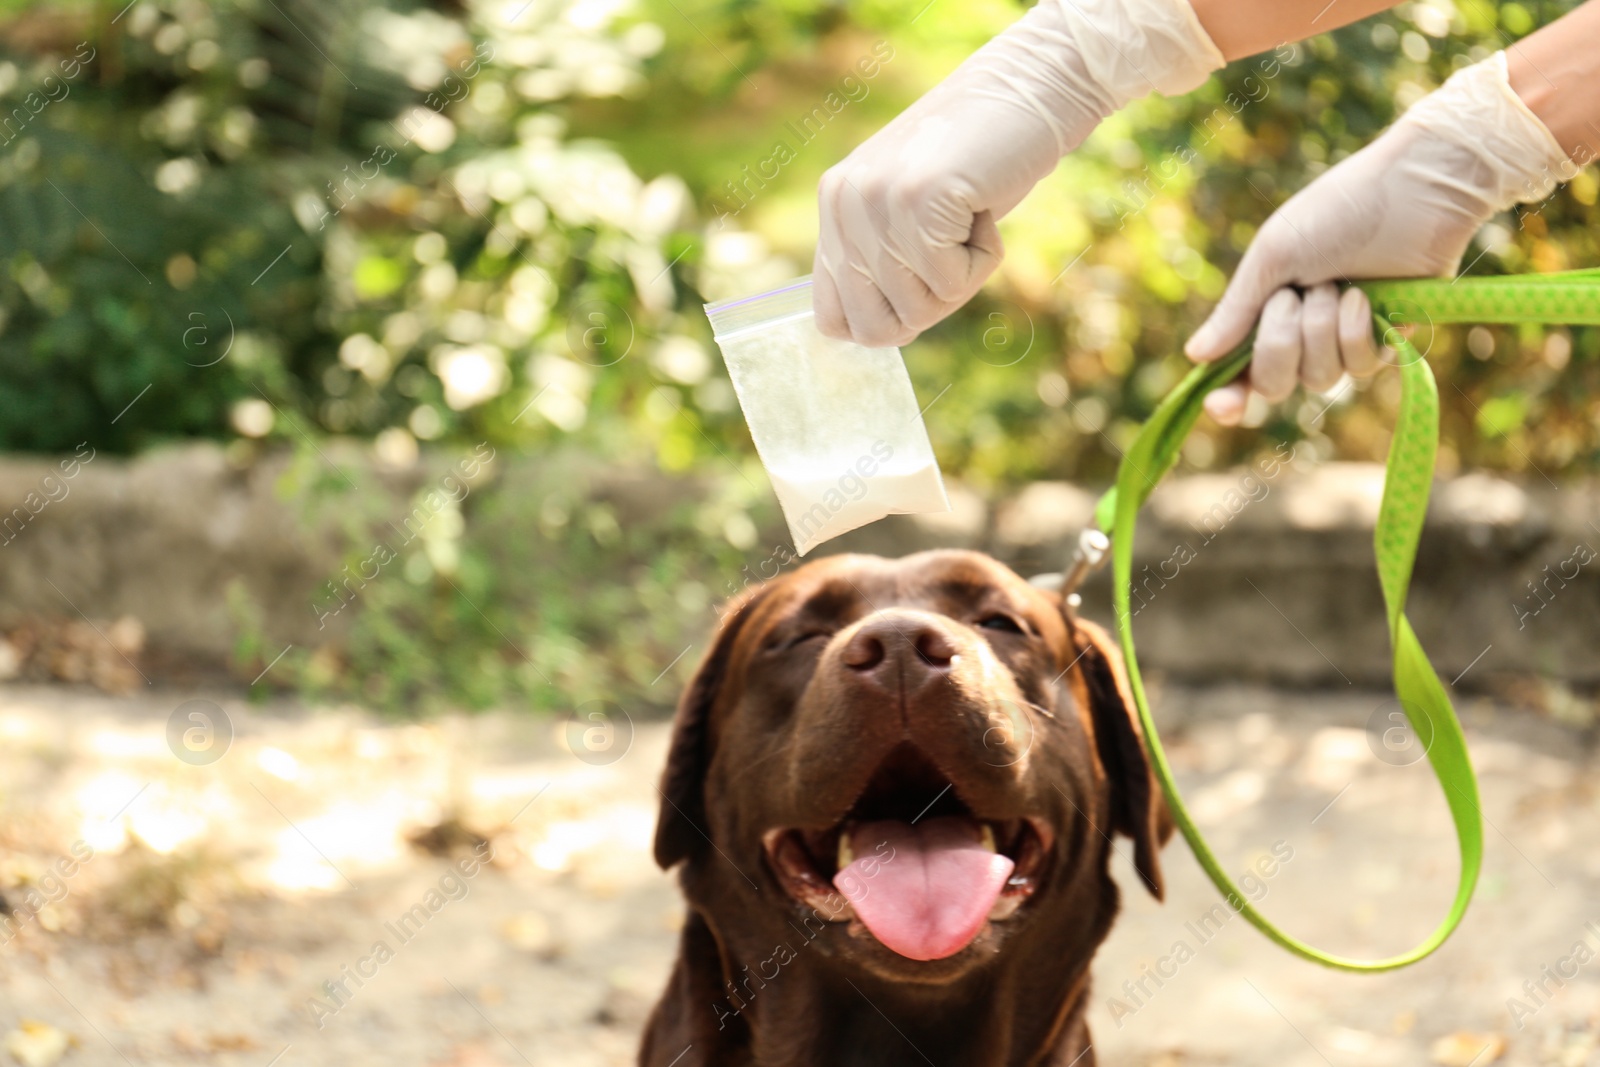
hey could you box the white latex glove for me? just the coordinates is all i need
[1187,51,1573,425]
[814,0,1224,347]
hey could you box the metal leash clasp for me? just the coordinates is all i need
[1058,528,1111,608]
[1030,527,1111,608]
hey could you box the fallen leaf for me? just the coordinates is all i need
[170,1026,203,1055]
[1431,1031,1506,1066]
[500,912,553,954]
[5,1020,73,1067]
[429,1041,507,1067]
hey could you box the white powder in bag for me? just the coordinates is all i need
[707,277,950,555]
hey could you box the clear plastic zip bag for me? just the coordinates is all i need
[706,276,950,555]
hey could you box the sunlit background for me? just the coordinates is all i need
[0,0,1593,715]
[0,1,1598,1065]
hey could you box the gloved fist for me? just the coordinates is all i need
[1187,52,1574,426]
[814,0,1224,348]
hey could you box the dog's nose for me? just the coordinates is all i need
[841,613,959,686]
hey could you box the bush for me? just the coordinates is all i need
[3,0,1596,713]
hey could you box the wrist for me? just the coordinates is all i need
[1507,53,1599,169]
[959,0,1223,160]
[1402,52,1574,211]
[1039,0,1224,108]
[1188,0,1396,63]
[1504,0,1600,167]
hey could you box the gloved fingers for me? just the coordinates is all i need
[866,247,950,344]
[825,169,1005,343]
[813,169,861,341]
[815,169,913,346]
[867,182,961,335]
[1200,285,1390,429]
[906,204,1005,307]
[1250,288,1304,404]
[873,169,1003,316]
[1337,286,1381,379]
[811,258,852,342]
[1300,283,1344,393]
[819,168,961,345]
[1204,380,1250,426]
[820,241,911,349]
[875,168,970,304]
[968,210,1007,288]
[1185,232,1294,363]
[834,263,913,349]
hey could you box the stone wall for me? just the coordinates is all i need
[0,444,1595,689]
[814,462,1600,689]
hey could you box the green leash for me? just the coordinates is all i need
[1095,268,1600,972]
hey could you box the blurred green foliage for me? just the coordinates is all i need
[229,444,773,715]
[588,0,1600,484]
[1,0,1597,711]
[2,0,1595,473]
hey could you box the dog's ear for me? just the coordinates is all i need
[653,585,769,870]
[1066,614,1172,900]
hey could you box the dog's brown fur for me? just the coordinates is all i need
[641,550,1171,1067]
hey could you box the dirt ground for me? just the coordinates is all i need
[0,680,1596,1067]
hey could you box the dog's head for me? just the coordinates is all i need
[653,549,1169,985]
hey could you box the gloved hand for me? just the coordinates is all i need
[813,0,1224,347]
[1187,52,1574,425]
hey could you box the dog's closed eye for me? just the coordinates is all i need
[778,630,832,651]
[975,613,1027,636]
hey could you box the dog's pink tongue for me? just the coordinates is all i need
[833,817,1014,962]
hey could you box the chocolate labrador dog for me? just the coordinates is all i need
[641,549,1171,1066]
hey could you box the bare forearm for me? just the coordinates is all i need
[1507,0,1600,163]
[1192,0,1599,163]
[1187,0,1401,62]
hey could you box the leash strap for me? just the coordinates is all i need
[1096,268,1600,972]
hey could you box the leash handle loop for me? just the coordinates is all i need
[1100,267,1600,972]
